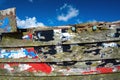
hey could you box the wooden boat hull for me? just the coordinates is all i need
[0,59,120,76]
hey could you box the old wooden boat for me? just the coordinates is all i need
[0,8,120,77]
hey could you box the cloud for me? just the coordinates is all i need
[17,16,45,29]
[28,0,33,3]
[57,4,79,22]
[60,3,67,10]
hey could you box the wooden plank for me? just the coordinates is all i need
[0,8,17,33]
[0,73,120,80]
[0,42,120,62]
[0,59,120,76]
[0,26,120,47]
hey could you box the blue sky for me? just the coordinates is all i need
[0,0,120,28]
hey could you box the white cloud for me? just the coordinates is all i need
[17,16,45,29]
[29,0,33,3]
[57,4,79,22]
[60,3,67,10]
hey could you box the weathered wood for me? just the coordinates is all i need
[0,8,17,33]
[0,59,120,76]
[0,42,120,62]
[0,73,120,80]
[0,26,120,47]
[1,8,120,78]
